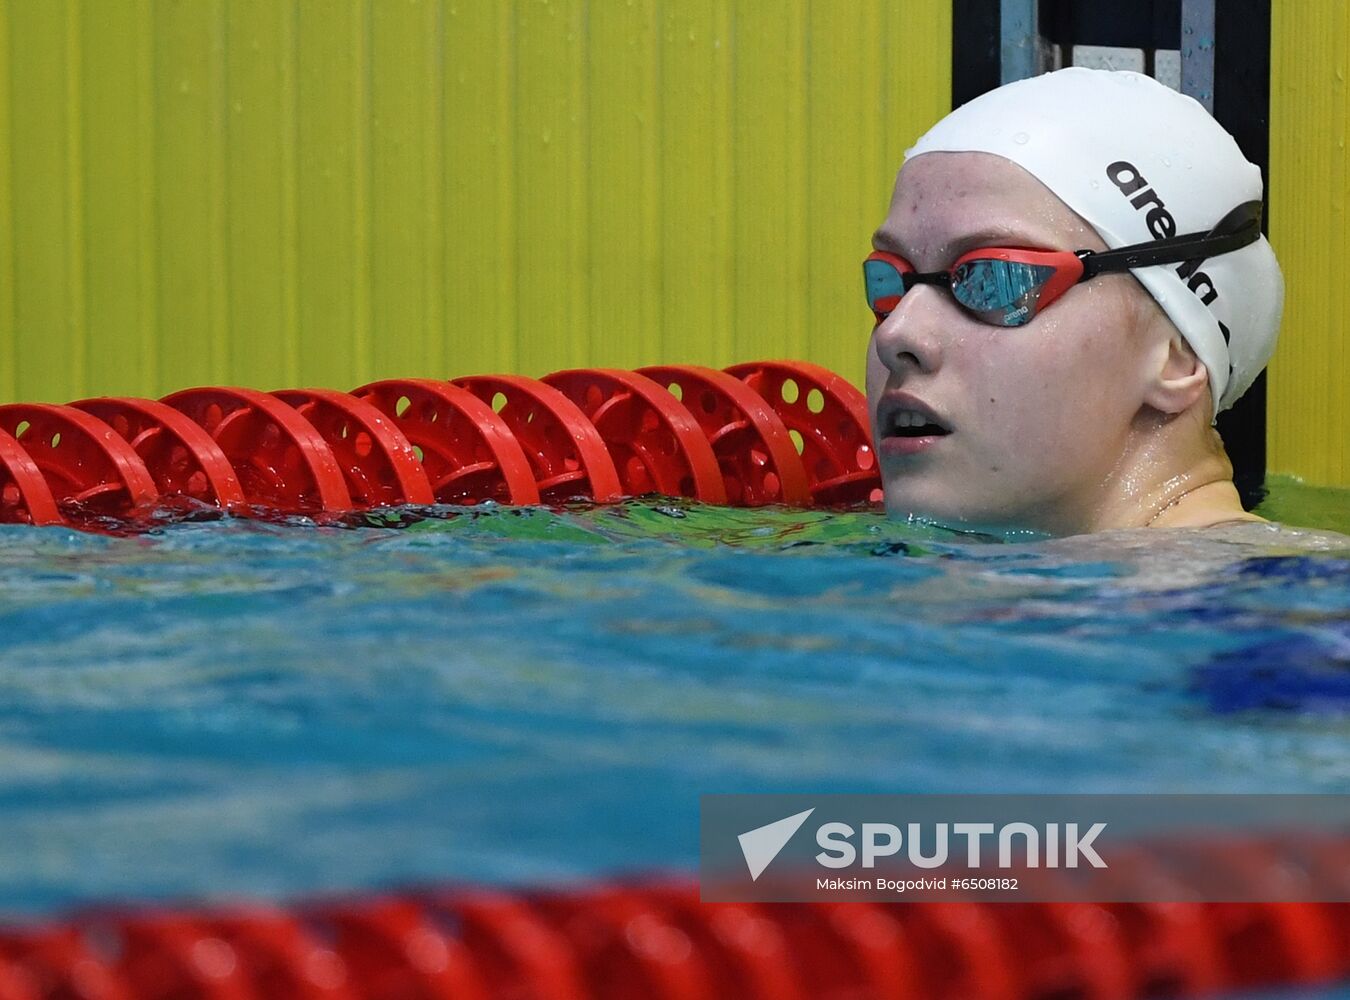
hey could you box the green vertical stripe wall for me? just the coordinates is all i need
[0,0,950,405]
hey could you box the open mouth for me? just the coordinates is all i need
[882,409,952,439]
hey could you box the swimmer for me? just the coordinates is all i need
[866,67,1286,538]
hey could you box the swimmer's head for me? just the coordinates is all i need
[902,67,1283,421]
[866,68,1283,536]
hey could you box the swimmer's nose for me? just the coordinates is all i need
[870,286,944,376]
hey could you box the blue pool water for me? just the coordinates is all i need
[0,481,1346,995]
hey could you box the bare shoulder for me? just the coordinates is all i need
[1020,518,1350,594]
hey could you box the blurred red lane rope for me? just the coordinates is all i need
[0,879,1344,1000]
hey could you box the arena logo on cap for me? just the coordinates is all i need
[1106,160,1233,348]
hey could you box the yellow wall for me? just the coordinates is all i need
[0,0,949,406]
[4,2,1347,489]
[1270,3,1349,487]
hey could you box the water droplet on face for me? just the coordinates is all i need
[1162,156,1172,167]
[1089,178,1100,189]
[1013,131,1029,145]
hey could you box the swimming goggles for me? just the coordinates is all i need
[863,200,1263,327]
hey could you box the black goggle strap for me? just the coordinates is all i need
[1077,200,1264,280]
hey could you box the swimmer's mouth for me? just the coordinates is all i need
[878,393,952,440]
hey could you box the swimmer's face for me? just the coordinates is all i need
[867,151,1164,535]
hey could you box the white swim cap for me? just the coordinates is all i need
[905,67,1283,422]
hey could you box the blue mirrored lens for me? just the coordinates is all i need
[950,259,1057,327]
[863,258,905,315]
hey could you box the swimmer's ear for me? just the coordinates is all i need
[1142,332,1210,416]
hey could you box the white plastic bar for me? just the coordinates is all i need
[1000,0,1040,84]
[1181,0,1217,112]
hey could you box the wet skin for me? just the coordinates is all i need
[866,151,1260,536]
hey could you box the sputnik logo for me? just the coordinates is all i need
[737,808,815,881]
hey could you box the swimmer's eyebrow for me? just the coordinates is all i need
[870,226,1054,261]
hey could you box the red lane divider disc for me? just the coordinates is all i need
[1103,900,1223,997]
[724,360,881,506]
[301,897,488,1000]
[426,891,586,999]
[816,903,921,998]
[0,957,38,1000]
[1278,835,1350,978]
[541,369,726,504]
[901,903,1020,1000]
[161,387,352,515]
[643,885,807,1000]
[0,926,135,1000]
[528,886,713,1000]
[1155,838,1343,989]
[453,374,623,503]
[206,911,358,999]
[70,397,245,511]
[637,365,811,507]
[1087,844,1226,996]
[272,390,434,509]
[0,404,159,517]
[0,428,62,526]
[84,913,256,1000]
[986,901,1133,1000]
[350,380,539,506]
[754,902,916,1000]
[1202,839,1341,986]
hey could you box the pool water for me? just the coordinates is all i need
[0,475,1345,955]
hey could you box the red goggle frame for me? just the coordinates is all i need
[864,200,1264,328]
